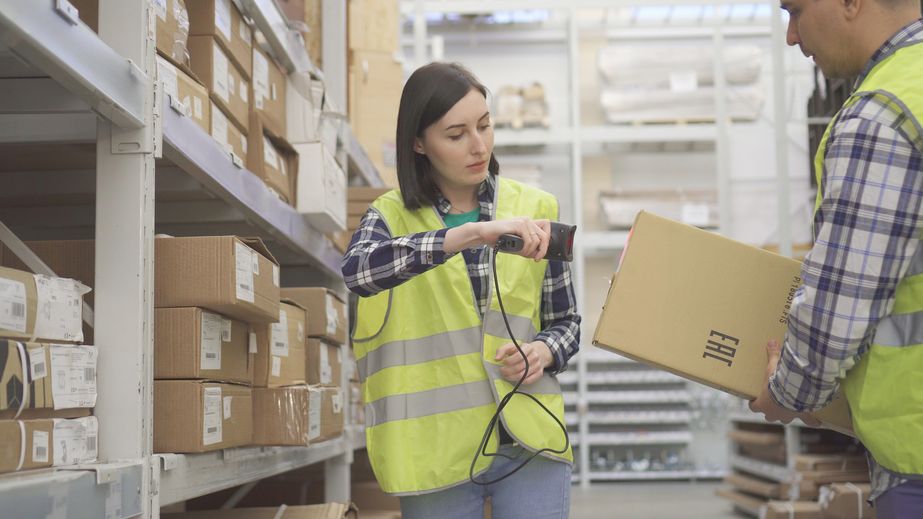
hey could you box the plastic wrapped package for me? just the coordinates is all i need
[597,45,763,89]
[599,84,764,123]
[252,385,319,446]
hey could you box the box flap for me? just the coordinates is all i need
[280,298,307,312]
[238,237,278,266]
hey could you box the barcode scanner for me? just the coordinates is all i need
[496,222,577,262]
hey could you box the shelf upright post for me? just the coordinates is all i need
[323,0,348,111]
[94,0,157,517]
[713,28,732,237]
[412,0,428,68]
[770,0,793,257]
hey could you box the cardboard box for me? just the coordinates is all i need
[0,240,96,344]
[277,0,322,68]
[317,386,344,441]
[252,385,316,446]
[154,380,252,453]
[280,288,347,344]
[795,454,868,472]
[763,502,823,519]
[327,232,351,255]
[294,142,347,232]
[155,236,280,324]
[306,339,341,387]
[69,0,190,67]
[351,481,401,512]
[252,301,307,388]
[348,51,402,187]
[188,36,250,131]
[163,503,358,519]
[286,73,320,143]
[0,416,98,474]
[0,341,97,420]
[0,266,89,344]
[210,101,249,166]
[187,0,253,77]
[249,113,298,205]
[252,44,288,138]
[158,55,211,134]
[820,483,875,519]
[154,307,252,384]
[592,212,853,433]
[347,0,399,52]
[348,187,390,204]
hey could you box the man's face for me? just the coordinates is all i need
[782,0,859,78]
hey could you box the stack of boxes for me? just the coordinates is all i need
[347,0,403,188]
[0,257,98,474]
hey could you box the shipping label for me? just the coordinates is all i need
[271,356,281,377]
[212,45,230,102]
[212,108,229,151]
[0,277,27,333]
[320,343,331,385]
[215,0,232,41]
[32,430,49,464]
[263,137,279,170]
[52,416,98,466]
[325,295,338,337]
[270,309,289,357]
[272,265,280,287]
[221,318,232,342]
[203,387,223,446]
[28,346,47,381]
[240,79,248,104]
[50,345,98,409]
[223,396,232,420]
[235,242,255,303]
[238,19,251,45]
[249,331,257,353]
[253,50,269,107]
[33,276,88,343]
[308,390,321,440]
[200,312,223,371]
[157,59,179,106]
[332,390,343,414]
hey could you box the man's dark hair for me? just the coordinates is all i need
[395,62,500,210]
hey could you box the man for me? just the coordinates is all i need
[749,0,923,516]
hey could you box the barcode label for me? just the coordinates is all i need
[235,242,255,303]
[11,302,24,318]
[87,436,96,452]
[203,387,223,445]
[206,353,217,359]
[200,312,223,371]
[29,347,47,381]
[33,430,49,463]
[84,367,96,381]
[221,319,232,342]
[0,278,28,333]
[270,309,289,357]
[50,345,98,409]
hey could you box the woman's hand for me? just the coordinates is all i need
[444,218,550,260]
[494,341,554,385]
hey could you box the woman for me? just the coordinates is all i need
[342,62,580,519]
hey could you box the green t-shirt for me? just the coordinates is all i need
[443,208,480,228]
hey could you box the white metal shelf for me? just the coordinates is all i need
[569,411,694,426]
[237,0,320,77]
[570,390,693,405]
[494,128,575,147]
[580,124,719,144]
[161,106,343,277]
[558,370,684,386]
[589,469,727,481]
[0,462,143,519]
[728,453,793,483]
[0,0,146,129]
[587,431,694,446]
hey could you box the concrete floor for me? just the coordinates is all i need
[569,482,744,519]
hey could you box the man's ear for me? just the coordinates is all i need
[413,137,426,155]
[843,0,863,20]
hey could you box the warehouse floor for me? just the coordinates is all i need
[570,481,740,518]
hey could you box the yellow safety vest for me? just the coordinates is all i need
[353,177,572,495]
[813,40,923,476]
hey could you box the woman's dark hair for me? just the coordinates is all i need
[395,62,500,209]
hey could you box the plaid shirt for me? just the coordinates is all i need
[341,174,581,374]
[768,19,923,499]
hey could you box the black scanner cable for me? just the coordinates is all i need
[468,243,571,486]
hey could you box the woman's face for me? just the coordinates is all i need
[415,88,494,191]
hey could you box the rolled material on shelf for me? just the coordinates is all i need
[600,84,764,123]
[597,45,763,89]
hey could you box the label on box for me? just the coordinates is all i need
[272,265,280,287]
[50,345,98,409]
[320,343,331,385]
[271,83,277,102]
[154,0,167,20]
[228,74,236,102]
[240,80,248,104]
[200,312,223,371]
[270,309,289,357]
[263,137,279,170]
[279,158,287,177]
[157,59,179,104]
[212,108,229,150]
[325,294,338,337]
[253,51,269,106]
[235,242,255,303]
[0,277,27,333]
[52,417,97,466]
[681,204,710,227]
[332,390,343,414]
[179,95,192,117]
[193,97,203,120]
[251,249,260,275]
[297,322,303,342]
[221,319,232,342]
[238,19,251,45]
[271,356,281,377]
[33,276,88,343]
[308,390,321,440]
[215,0,232,42]
[203,387,223,446]
[28,346,47,380]
[32,430,49,464]
[212,46,230,102]
[223,396,232,419]
[241,133,248,155]
[249,332,257,353]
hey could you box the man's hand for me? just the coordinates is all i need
[749,340,821,426]
[495,341,553,385]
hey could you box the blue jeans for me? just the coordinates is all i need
[399,445,572,519]
[876,480,923,519]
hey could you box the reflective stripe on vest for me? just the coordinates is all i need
[813,40,923,477]
[354,177,572,495]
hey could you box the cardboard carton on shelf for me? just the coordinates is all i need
[347,0,399,53]
[0,416,98,474]
[186,0,253,77]
[0,340,97,420]
[154,307,252,384]
[280,288,347,345]
[163,503,358,519]
[251,385,316,446]
[306,338,342,387]
[248,112,299,206]
[209,101,249,166]
[154,236,280,324]
[820,483,875,519]
[188,36,251,132]
[158,55,211,134]
[294,141,347,232]
[592,211,853,435]
[0,266,89,344]
[251,43,288,138]
[154,380,252,453]
[316,386,345,442]
[252,300,308,388]
[762,501,823,519]
[276,0,323,68]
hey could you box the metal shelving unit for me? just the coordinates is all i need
[589,469,727,481]
[0,1,377,516]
